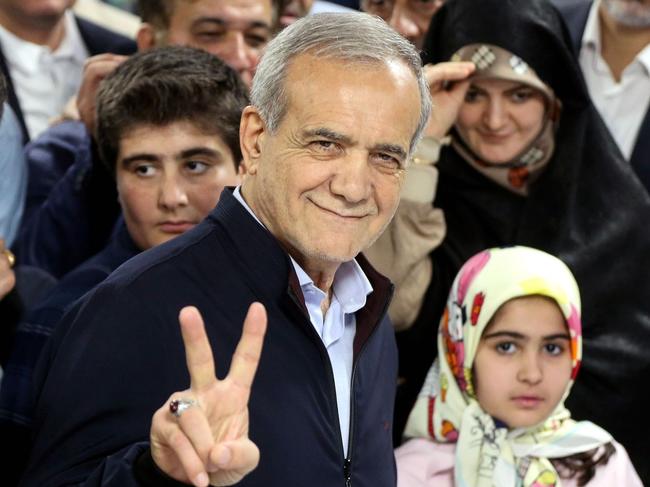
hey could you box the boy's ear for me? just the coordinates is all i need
[136,24,157,51]
[240,106,266,176]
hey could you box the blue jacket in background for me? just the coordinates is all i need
[15,120,121,278]
[0,220,139,486]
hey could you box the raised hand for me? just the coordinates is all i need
[150,302,268,487]
[77,53,129,135]
[423,61,476,139]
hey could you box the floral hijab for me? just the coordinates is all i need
[403,246,612,487]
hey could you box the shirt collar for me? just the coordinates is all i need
[0,10,87,75]
[232,186,373,313]
[582,0,602,52]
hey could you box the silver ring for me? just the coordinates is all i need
[169,398,197,418]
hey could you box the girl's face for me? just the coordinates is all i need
[473,295,572,428]
[455,78,546,164]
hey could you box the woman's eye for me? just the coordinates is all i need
[511,89,534,103]
[464,88,480,103]
[495,342,516,354]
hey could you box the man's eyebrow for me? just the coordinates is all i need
[121,153,159,166]
[178,147,222,160]
[303,128,353,145]
[192,17,272,31]
[374,143,407,161]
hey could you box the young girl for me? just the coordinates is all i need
[396,246,642,486]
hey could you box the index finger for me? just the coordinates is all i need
[179,306,217,392]
[424,62,475,86]
[227,302,267,391]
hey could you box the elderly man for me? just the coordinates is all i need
[20,12,431,487]
[556,0,650,189]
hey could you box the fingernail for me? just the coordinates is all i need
[195,472,209,487]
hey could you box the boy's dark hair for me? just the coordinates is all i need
[96,45,249,172]
[137,0,284,32]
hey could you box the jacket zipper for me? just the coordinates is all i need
[288,287,392,487]
[343,293,392,487]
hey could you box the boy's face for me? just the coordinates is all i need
[115,120,241,251]
[473,295,572,429]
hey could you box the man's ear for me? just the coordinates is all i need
[240,106,267,176]
[136,24,157,51]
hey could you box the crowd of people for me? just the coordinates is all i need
[0,0,648,486]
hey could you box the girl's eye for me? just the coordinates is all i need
[495,342,516,354]
[544,343,564,356]
[464,88,480,103]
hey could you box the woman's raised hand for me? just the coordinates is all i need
[423,61,475,139]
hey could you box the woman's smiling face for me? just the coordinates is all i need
[455,78,547,164]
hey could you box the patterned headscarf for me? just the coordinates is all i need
[451,44,562,196]
[403,246,612,487]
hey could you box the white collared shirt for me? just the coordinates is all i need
[0,10,88,139]
[233,187,373,457]
[579,0,650,160]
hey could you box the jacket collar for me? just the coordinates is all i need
[209,188,394,356]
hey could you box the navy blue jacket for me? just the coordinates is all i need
[556,0,650,191]
[0,15,136,144]
[21,189,399,487]
[15,120,120,277]
[0,221,139,486]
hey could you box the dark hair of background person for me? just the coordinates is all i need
[96,45,249,172]
[137,0,286,31]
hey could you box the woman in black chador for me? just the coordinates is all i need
[386,0,650,482]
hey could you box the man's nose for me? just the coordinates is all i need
[158,174,189,210]
[329,153,372,204]
[223,33,256,83]
[388,7,420,44]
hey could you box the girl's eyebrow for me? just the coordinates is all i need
[482,331,571,340]
[482,331,525,340]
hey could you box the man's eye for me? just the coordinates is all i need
[372,153,401,171]
[134,164,156,176]
[245,34,269,48]
[186,160,209,174]
[310,140,337,151]
[495,342,516,354]
[195,31,224,41]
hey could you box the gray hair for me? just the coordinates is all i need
[250,12,432,154]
